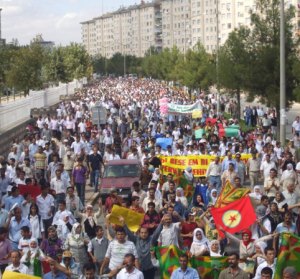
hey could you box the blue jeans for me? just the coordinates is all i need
[91,170,100,192]
[75,183,85,206]
[209,175,222,192]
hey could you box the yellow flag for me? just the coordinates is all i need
[215,181,234,208]
[109,205,144,232]
[3,271,41,279]
[218,187,251,208]
[192,109,202,119]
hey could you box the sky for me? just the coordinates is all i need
[0,0,139,46]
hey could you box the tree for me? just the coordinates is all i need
[218,27,252,118]
[244,0,299,110]
[43,47,66,83]
[62,43,93,82]
[176,42,214,93]
[6,43,45,95]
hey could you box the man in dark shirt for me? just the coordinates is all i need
[141,202,161,235]
[148,149,161,169]
[88,146,104,193]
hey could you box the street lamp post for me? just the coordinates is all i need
[280,0,286,144]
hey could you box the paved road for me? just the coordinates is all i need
[240,94,300,139]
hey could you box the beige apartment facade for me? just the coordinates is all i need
[81,1,162,58]
[81,0,300,57]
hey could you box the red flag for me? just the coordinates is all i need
[211,196,256,237]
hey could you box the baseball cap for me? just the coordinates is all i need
[62,251,72,258]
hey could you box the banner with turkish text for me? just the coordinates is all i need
[160,154,251,178]
[167,101,202,114]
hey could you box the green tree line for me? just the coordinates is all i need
[0,39,92,96]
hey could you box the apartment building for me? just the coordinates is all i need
[81,0,300,56]
[81,0,162,58]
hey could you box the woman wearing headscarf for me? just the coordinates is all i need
[40,226,63,259]
[209,189,218,205]
[265,202,284,233]
[190,228,210,256]
[191,194,206,214]
[249,185,262,206]
[64,223,90,271]
[75,199,104,239]
[21,238,45,276]
[280,163,298,190]
[221,228,275,261]
[209,240,222,257]
[175,187,188,208]
[273,191,288,213]
[250,241,267,266]
[151,168,160,182]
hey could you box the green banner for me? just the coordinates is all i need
[168,101,202,114]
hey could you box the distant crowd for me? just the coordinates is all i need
[0,77,299,278]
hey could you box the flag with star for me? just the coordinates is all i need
[211,196,256,237]
[154,245,184,279]
[191,256,229,279]
[180,176,194,203]
[274,233,300,279]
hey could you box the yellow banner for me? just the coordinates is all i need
[192,109,202,119]
[109,205,144,232]
[160,154,251,177]
[3,271,41,279]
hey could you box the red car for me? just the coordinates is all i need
[100,159,141,199]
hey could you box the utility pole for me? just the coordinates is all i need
[0,8,2,43]
[280,0,286,144]
[216,0,220,115]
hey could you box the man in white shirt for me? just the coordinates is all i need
[52,200,75,226]
[4,250,29,275]
[36,184,55,234]
[253,248,276,279]
[158,214,181,247]
[260,154,277,179]
[142,187,161,213]
[100,227,139,276]
[116,254,144,279]
[50,168,69,205]
[71,135,84,155]
[206,156,222,191]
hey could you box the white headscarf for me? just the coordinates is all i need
[152,168,160,181]
[192,228,210,247]
[249,185,262,201]
[71,223,82,240]
[210,189,218,205]
[281,163,295,180]
[209,240,221,257]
